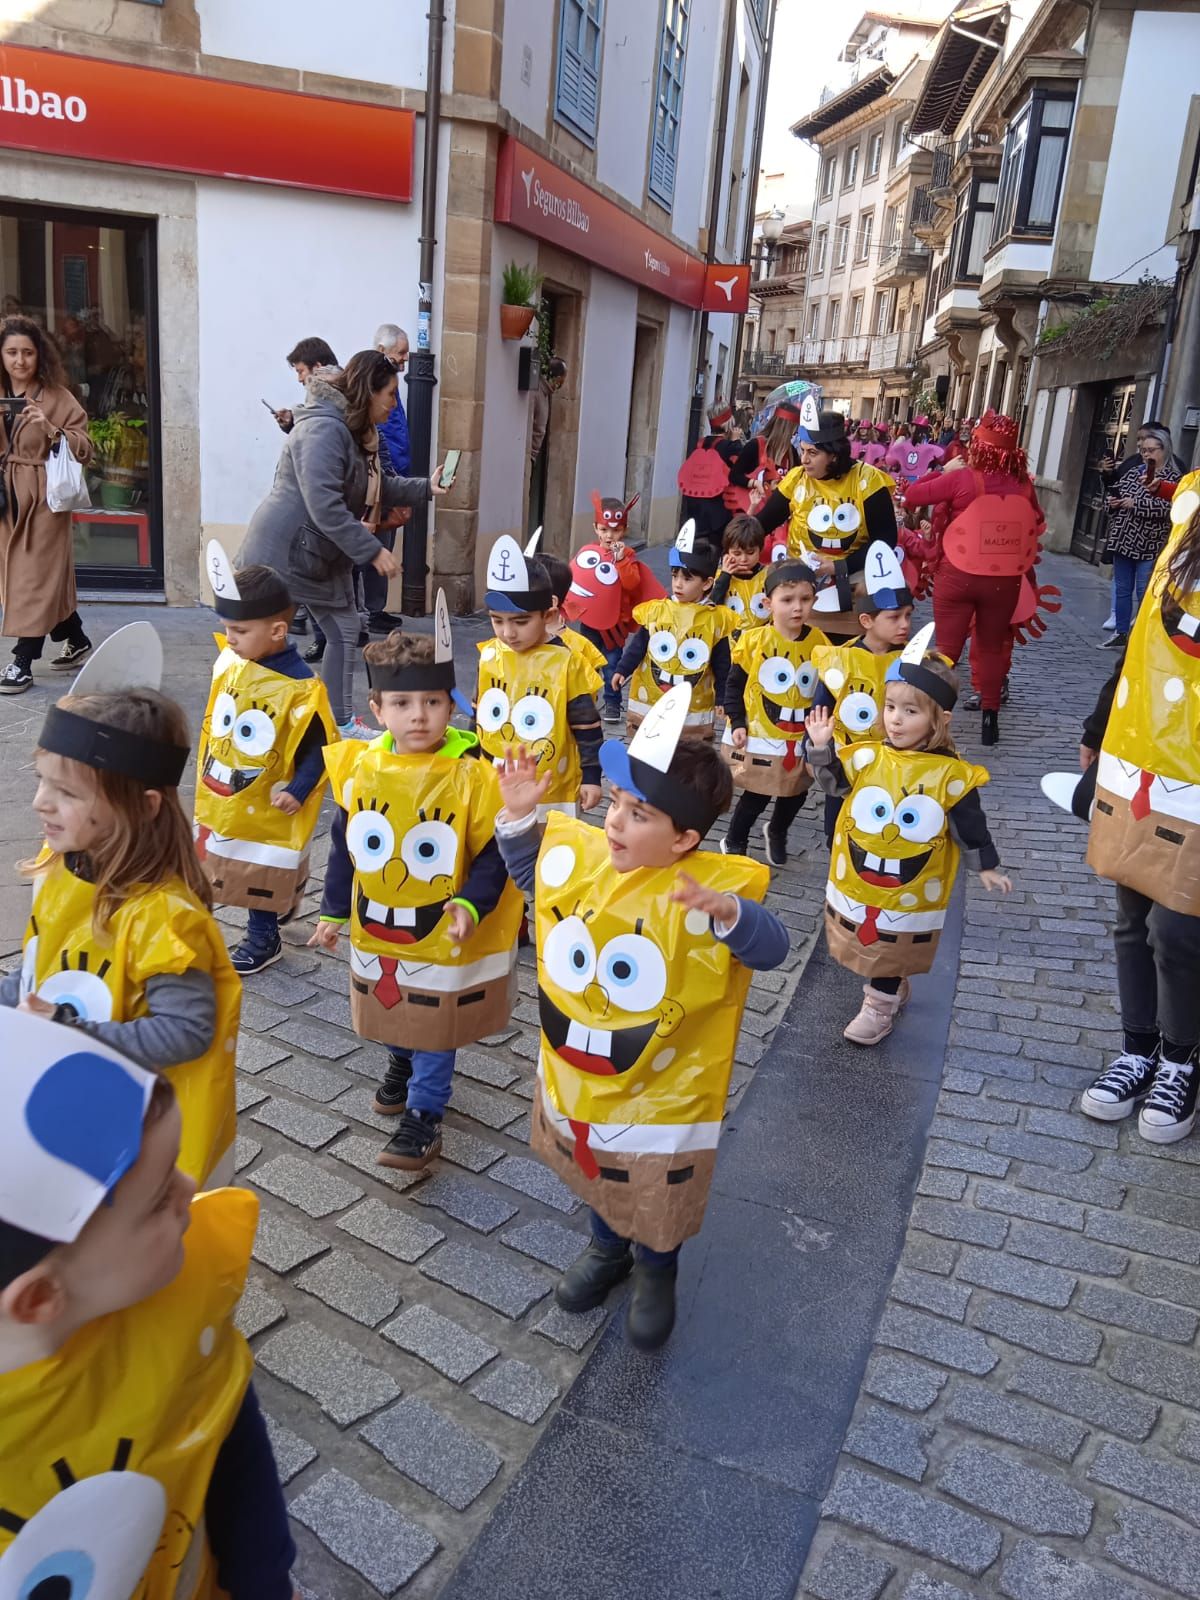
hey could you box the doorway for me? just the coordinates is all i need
[1071,379,1137,564]
[624,320,661,540]
[533,285,582,557]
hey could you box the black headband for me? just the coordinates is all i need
[897,661,957,710]
[628,753,720,836]
[366,660,456,694]
[765,560,817,595]
[213,581,291,621]
[40,706,190,788]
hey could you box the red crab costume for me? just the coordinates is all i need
[561,493,665,651]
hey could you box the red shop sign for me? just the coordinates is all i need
[0,44,414,203]
[702,262,751,314]
[496,136,709,309]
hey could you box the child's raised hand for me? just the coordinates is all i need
[271,789,302,815]
[497,744,551,820]
[307,920,342,952]
[610,672,626,690]
[806,705,834,748]
[731,727,748,750]
[670,872,739,927]
[579,783,602,813]
[979,869,1013,896]
[444,901,476,942]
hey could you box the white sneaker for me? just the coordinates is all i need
[339,717,375,740]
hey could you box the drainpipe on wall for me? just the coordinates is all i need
[686,0,738,457]
[730,0,779,409]
[403,0,446,616]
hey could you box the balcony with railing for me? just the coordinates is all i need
[866,328,919,374]
[741,349,787,377]
[926,137,957,198]
[790,335,872,369]
[875,229,930,286]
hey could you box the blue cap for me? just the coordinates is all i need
[599,738,645,801]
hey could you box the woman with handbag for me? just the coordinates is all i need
[0,317,94,694]
[240,351,445,736]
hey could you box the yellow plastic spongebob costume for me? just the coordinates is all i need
[721,569,770,631]
[722,623,829,796]
[325,732,524,1049]
[194,638,337,915]
[0,1189,255,1600]
[813,643,901,746]
[531,814,768,1251]
[825,742,989,978]
[557,626,607,685]
[19,857,239,1187]
[625,598,736,736]
[776,462,894,566]
[1088,471,1200,915]
[475,637,598,811]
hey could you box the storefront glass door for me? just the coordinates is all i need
[0,199,161,590]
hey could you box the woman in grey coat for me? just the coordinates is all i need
[241,351,444,730]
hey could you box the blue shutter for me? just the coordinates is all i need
[555,0,603,147]
[648,1,688,209]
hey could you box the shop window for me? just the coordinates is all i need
[649,0,689,209]
[992,88,1075,243]
[0,200,160,589]
[555,0,604,147]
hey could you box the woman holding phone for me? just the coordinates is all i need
[1101,427,1174,650]
[0,316,94,694]
[240,349,447,736]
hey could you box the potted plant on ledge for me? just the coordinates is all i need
[500,262,543,341]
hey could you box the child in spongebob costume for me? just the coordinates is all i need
[757,400,898,641]
[493,685,789,1351]
[809,624,1010,1046]
[0,1013,294,1600]
[0,624,238,1187]
[475,535,602,816]
[614,521,736,739]
[1073,473,1200,1144]
[194,544,336,975]
[314,596,523,1172]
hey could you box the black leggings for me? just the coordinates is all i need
[727,787,806,847]
[14,610,87,664]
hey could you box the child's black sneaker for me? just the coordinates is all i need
[1138,1057,1198,1145]
[555,1241,633,1312]
[763,823,788,868]
[625,1261,677,1351]
[230,937,283,975]
[373,1054,413,1115]
[721,835,749,857]
[377,1108,442,1170]
[1081,1051,1158,1121]
[603,702,623,724]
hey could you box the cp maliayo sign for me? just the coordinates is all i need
[0,44,414,203]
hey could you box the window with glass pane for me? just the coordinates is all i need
[1025,96,1072,230]
[814,228,828,274]
[0,200,160,585]
[844,145,859,188]
[835,219,849,267]
[555,0,604,146]
[867,131,883,178]
[806,301,821,338]
[821,157,837,197]
[827,299,841,338]
[991,102,1028,242]
[964,179,997,276]
[649,0,688,207]
[892,119,909,165]
[857,210,874,261]
[849,294,864,335]
[873,289,892,333]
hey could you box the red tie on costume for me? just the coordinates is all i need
[783,741,799,772]
[857,906,881,947]
[1130,770,1155,822]
[568,1118,600,1180]
[375,957,402,1010]
[195,825,211,859]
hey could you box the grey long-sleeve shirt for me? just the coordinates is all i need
[0,965,217,1068]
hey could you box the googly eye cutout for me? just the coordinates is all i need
[2,1471,168,1600]
[578,550,602,570]
[894,794,945,844]
[346,809,396,871]
[543,915,597,994]
[231,708,275,758]
[727,596,746,615]
[838,690,879,732]
[1171,488,1200,527]
[38,968,115,1023]
[833,504,861,533]
[807,505,835,534]
[511,694,556,742]
[750,591,771,619]
[594,562,618,586]
[850,786,894,834]
[648,630,677,665]
[771,543,789,564]
[677,638,711,672]
[757,657,796,695]
[400,820,458,882]
[212,691,237,737]
[795,662,819,697]
[476,687,510,733]
[597,934,668,1013]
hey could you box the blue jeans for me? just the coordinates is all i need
[1112,554,1154,634]
[590,1207,680,1269]
[580,626,623,713]
[247,908,280,947]
[388,1045,456,1118]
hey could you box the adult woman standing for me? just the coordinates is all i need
[1101,427,1174,650]
[0,317,93,693]
[902,411,1043,745]
[240,350,444,736]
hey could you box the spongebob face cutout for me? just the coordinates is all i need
[813,644,896,745]
[781,461,893,564]
[346,797,460,947]
[201,690,280,796]
[722,571,770,630]
[530,815,769,1251]
[627,599,735,729]
[1088,473,1200,915]
[826,742,987,978]
[723,625,825,796]
[475,637,595,806]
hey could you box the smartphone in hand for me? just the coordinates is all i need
[441,448,462,489]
